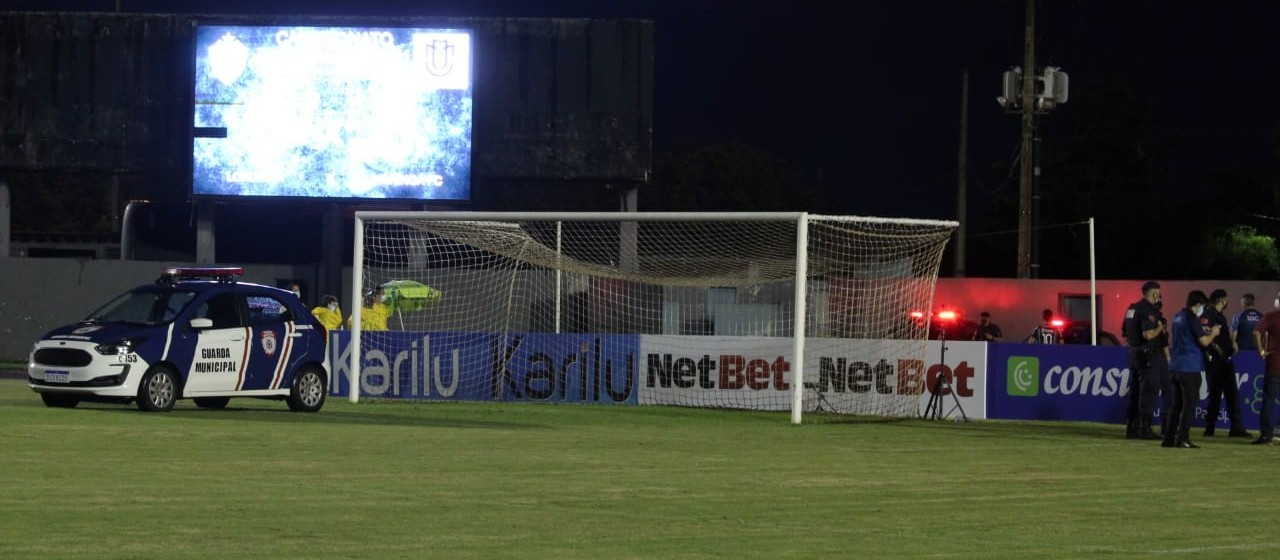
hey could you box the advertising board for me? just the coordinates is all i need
[328,332,987,418]
[988,343,1272,429]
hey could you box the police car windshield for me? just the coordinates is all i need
[83,288,198,326]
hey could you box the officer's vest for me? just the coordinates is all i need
[1123,302,1145,347]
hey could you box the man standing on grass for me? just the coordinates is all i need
[1162,290,1218,449]
[1123,282,1166,440]
[1203,289,1250,438]
[1252,290,1280,445]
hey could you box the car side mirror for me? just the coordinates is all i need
[189,318,214,330]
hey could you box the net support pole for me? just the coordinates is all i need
[791,213,809,425]
[555,220,562,334]
[349,215,364,403]
[1088,217,1097,346]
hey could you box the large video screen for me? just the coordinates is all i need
[192,25,473,200]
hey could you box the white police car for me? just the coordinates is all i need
[28,267,329,412]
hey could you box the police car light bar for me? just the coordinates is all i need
[159,267,245,283]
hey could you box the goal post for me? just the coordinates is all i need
[346,211,957,424]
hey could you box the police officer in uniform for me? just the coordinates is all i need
[1123,281,1166,439]
[1203,289,1250,438]
[1153,300,1174,439]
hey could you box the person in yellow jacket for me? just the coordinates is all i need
[310,295,343,331]
[347,288,390,331]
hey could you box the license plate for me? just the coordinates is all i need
[44,370,71,383]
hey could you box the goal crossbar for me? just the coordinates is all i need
[352,210,957,226]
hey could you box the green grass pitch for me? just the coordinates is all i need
[1,378,1276,559]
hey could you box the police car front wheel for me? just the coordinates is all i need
[287,367,326,413]
[137,366,177,412]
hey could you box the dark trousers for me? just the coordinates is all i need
[1260,376,1280,439]
[1204,355,1243,431]
[1166,372,1202,442]
[1126,347,1147,424]
[1144,352,1171,431]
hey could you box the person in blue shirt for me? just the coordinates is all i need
[1233,293,1264,353]
[1163,290,1220,449]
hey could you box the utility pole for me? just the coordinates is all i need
[1032,116,1042,277]
[998,0,1067,279]
[955,69,969,277]
[1017,0,1035,279]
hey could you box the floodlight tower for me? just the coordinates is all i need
[997,0,1068,278]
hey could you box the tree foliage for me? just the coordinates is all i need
[1192,225,1280,280]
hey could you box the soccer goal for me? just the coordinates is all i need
[346,211,957,424]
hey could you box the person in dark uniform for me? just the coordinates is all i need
[1153,300,1175,439]
[1252,289,1280,445]
[973,311,1003,342]
[1123,281,1166,440]
[1163,290,1218,448]
[1203,289,1250,438]
[1233,293,1264,353]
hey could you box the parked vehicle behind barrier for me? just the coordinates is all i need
[1061,321,1122,346]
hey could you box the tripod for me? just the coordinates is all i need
[920,335,970,422]
[804,381,834,413]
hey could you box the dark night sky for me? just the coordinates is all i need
[9,0,1280,223]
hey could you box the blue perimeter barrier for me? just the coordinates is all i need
[325,330,1278,428]
[988,343,1276,429]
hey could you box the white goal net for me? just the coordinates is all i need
[343,212,956,423]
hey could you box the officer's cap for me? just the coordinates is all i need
[1141,281,1160,293]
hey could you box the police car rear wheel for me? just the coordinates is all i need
[193,397,230,409]
[40,393,80,408]
[287,367,326,413]
[137,366,177,412]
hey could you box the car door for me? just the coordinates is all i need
[183,291,251,395]
[241,292,304,391]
